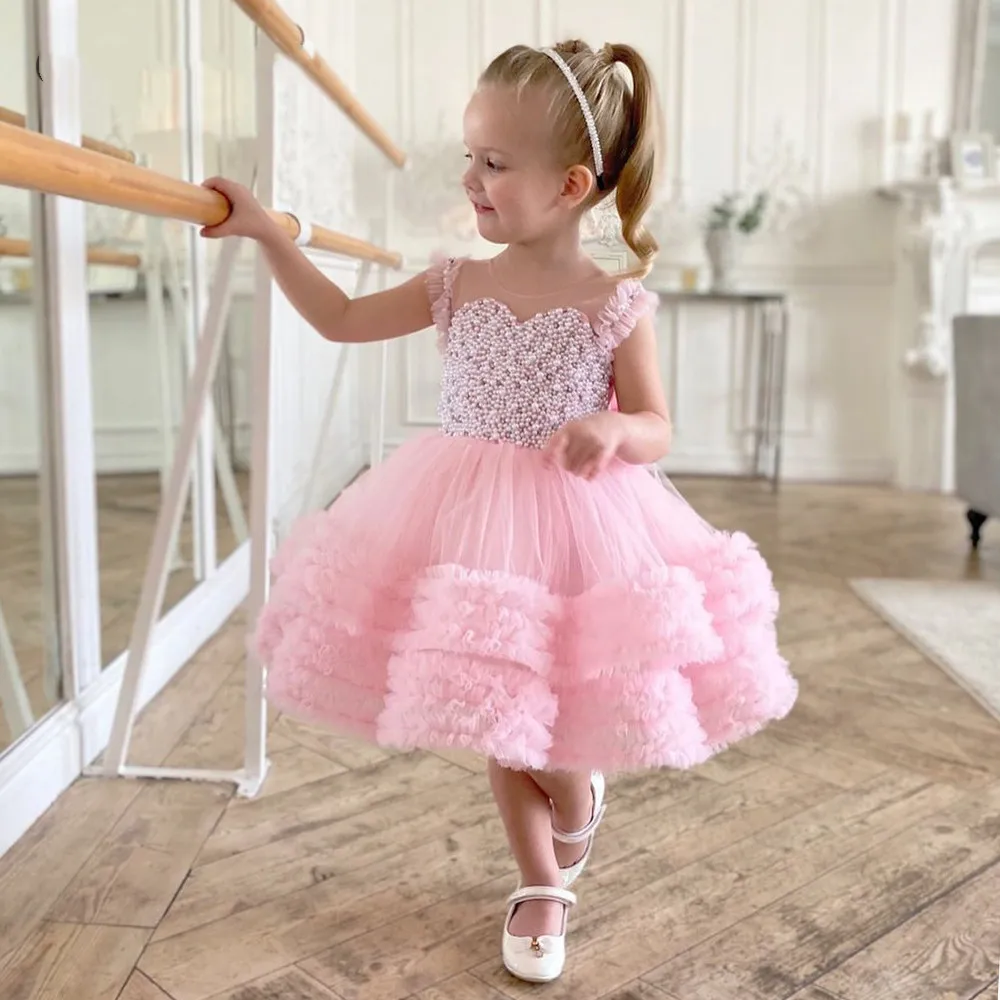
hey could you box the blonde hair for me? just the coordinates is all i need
[480,40,662,277]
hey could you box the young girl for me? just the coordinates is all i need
[202,39,797,984]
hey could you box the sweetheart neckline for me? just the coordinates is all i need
[450,297,595,331]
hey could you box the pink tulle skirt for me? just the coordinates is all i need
[254,434,797,774]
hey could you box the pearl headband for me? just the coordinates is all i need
[540,47,606,190]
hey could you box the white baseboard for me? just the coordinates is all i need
[0,544,250,860]
[661,452,892,483]
[784,455,894,484]
[0,703,82,859]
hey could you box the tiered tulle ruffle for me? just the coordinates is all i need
[254,434,797,774]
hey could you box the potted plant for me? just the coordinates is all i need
[704,190,768,290]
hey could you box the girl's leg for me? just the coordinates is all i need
[528,769,596,870]
[488,759,565,937]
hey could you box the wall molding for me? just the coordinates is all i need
[358,0,964,486]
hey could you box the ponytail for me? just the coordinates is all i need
[608,44,660,278]
[481,41,662,277]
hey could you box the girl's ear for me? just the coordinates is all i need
[561,164,595,208]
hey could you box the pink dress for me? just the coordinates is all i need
[254,257,797,774]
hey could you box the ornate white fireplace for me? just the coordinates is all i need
[879,0,1000,493]
[880,179,1000,492]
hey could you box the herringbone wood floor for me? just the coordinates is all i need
[1,478,999,1000]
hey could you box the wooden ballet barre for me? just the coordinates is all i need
[0,122,402,268]
[0,105,137,164]
[0,236,142,269]
[230,0,407,169]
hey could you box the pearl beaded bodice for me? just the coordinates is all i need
[438,300,614,449]
[427,257,658,451]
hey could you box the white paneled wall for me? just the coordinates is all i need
[265,0,369,532]
[353,0,962,483]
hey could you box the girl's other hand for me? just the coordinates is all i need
[200,177,276,242]
[544,412,624,480]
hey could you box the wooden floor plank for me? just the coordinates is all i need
[784,989,848,1000]
[163,673,259,773]
[120,636,244,769]
[268,716,392,772]
[737,730,888,790]
[253,744,348,800]
[0,778,143,966]
[412,975,510,999]
[598,985,678,1000]
[48,781,230,927]
[206,967,345,999]
[154,774,497,941]
[192,753,467,868]
[138,815,516,1000]
[0,922,149,1000]
[816,858,1000,1000]
[595,763,835,876]
[646,783,1000,1000]
[679,747,767,785]
[119,970,176,1000]
[298,878,505,1000]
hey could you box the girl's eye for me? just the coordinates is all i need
[486,159,502,172]
[464,153,472,161]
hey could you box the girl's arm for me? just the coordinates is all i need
[544,314,671,478]
[611,314,673,464]
[200,177,431,344]
[256,226,431,343]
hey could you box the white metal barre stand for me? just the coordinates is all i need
[95,23,402,797]
[158,236,250,569]
[98,236,243,784]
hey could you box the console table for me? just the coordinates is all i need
[651,289,790,490]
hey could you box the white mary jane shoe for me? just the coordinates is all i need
[502,884,577,984]
[554,771,607,888]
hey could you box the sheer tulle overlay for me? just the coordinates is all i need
[255,434,797,773]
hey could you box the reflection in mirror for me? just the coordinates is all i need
[206,0,255,563]
[81,2,199,666]
[0,0,63,752]
[212,297,252,566]
[79,0,256,665]
[85,206,200,666]
[982,1,1000,140]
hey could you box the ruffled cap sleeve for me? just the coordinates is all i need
[594,279,659,350]
[425,253,465,344]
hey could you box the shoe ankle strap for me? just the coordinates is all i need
[508,885,577,908]
[552,801,607,845]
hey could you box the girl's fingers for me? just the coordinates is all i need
[544,431,568,467]
[564,443,588,472]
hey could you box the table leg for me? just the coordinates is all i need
[754,303,771,479]
[771,301,789,491]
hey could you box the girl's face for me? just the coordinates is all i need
[462,84,577,245]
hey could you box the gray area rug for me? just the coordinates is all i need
[850,578,1000,721]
